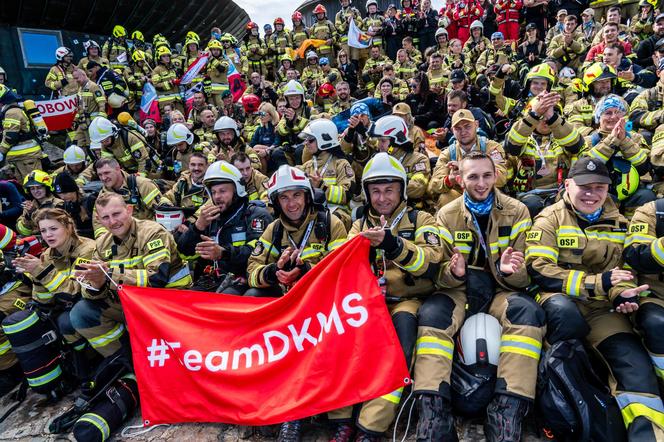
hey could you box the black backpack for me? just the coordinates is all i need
[536,339,626,442]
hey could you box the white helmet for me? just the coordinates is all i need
[470,20,483,30]
[166,123,194,146]
[155,208,185,231]
[306,50,318,60]
[212,116,240,136]
[267,165,314,204]
[83,40,100,51]
[55,46,73,61]
[371,115,409,146]
[435,27,449,38]
[203,160,247,197]
[88,117,118,148]
[299,119,339,150]
[362,152,408,199]
[366,0,378,9]
[283,80,305,97]
[63,145,87,165]
[457,313,502,366]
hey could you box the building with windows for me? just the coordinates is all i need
[0,0,249,98]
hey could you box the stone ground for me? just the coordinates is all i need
[0,386,546,441]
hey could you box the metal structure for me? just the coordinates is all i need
[296,0,399,26]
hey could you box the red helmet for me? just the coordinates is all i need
[317,83,337,99]
[242,94,261,113]
[274,17,285,26]
[246,21,258,31]
[313,4,327,15]
[292,11,303,21]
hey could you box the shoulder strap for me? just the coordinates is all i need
[268,219,283,263]
[407,208,418,226]
[655,199,664,238]
[315,210,332,249]
[126,174,143,210]
[449,145,456,162]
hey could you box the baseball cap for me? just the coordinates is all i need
[451,109,475,127]
[557,9,568,17]
[568,157,611,185]
[392,103,412,115]
[525,23,537,31]
[656,12,664,22]
[491,31,504,40]
[264,24,272,31]
[450,69,466,82]
[581,8,594,17]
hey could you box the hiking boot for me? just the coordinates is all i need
[0,363,23,398]
[277,420,302,442]
[484,394,530,442]
[354,429,381,442]
[416,393,458,442]
[330,423,355,442]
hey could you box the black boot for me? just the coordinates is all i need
[330,423,355,442]
[415,393,458,442]
[0,363,23,398]
[484,394,530,442]
[277,420,302,442]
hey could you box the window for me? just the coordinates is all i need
[17,28,63,68]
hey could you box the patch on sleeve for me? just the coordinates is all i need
[526,230,542,242]
[251,218,265,232]
[454,231,473,242]
[133,150,142,158]
[252,241,265,256]
[147,238,164,251]
[629,223,648,234]
[489,149,503,162]
[414,162,426,172]
[94,90,103,98]
[424,231,441,246]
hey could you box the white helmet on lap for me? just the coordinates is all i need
[362,152,408,199]
[371,115,409,146]
[299,119,339,150]
[213,116,240,137]
[63,145,87,165]
[203,160,247,197]
[166,123,194,146]
[88,117,118,148]
[267,165,314,204]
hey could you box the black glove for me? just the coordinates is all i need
[379,229,401,259]
[613,293,639,310]
[61,78,68,87]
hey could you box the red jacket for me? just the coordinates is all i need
[494,0,522,24]
[585,40,632,62]
[453,0,484,28]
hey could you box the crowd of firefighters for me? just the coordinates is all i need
[1,0,664,440]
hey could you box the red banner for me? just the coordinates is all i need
[119,237,409,426]
[34,95,78,131]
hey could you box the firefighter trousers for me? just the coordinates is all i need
[413,291,545,402]
[635,297,664,384]
[69,298,126,358]
[541,294,664,439]
[0,286,32,370]
[8,156,42,184]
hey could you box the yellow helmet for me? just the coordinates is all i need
[112,25,127,38]
[207,39,223,50]
[23,170,53,191]
[132,50,146,63]
[131,30,144,42]
[525,63,555,86]
[156,46,172,58]
[280,53,293,63]
[186,31,200,42]
[185,37,199,48]
[220,33,234,43]
[582,62,616,88]
[613,158,640,201]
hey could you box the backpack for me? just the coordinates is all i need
[655,198,664,238]
[536,339,626,442]
[448,136,487,162]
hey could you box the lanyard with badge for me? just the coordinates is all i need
[287,219,315,261]
[376,206,408,294]
[469,211,489,262]
[312,155,333,177]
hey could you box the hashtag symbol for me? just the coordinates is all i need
[146,339,180,367]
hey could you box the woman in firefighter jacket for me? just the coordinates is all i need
[526,157,664,439]
[17,171,65,236]
[298,119,355,230]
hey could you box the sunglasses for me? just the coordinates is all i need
[256,111,267,116]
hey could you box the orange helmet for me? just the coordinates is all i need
[292,11,303,21]
[317,83,337,99]
[313,4,327,15]
[274,17,285,26]
[242,94,261,114]
[246,21,258,31]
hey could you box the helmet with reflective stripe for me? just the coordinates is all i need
[313,4,327,14]
[23,170,53,191]
[112,25,127,38]
[284,80,305,96]
[166,123,194,146]
[131,30,145,42]
[213,116,240,136]
[220,33,235,43]
[185,37,199,47]
[132,50,146,63]
[299,119,340,150]
[83,40,100,51]
[63,145,87,165]
[88,117,118,148]
[362,152,408,199]
[186,31,200,42]
[582,62,616,87]
[203,160,247,197]
[371,115,409,146]
[55,47,73,61]
[525,63,555,87]
[274,17,285,26]
[267,165,314,203]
